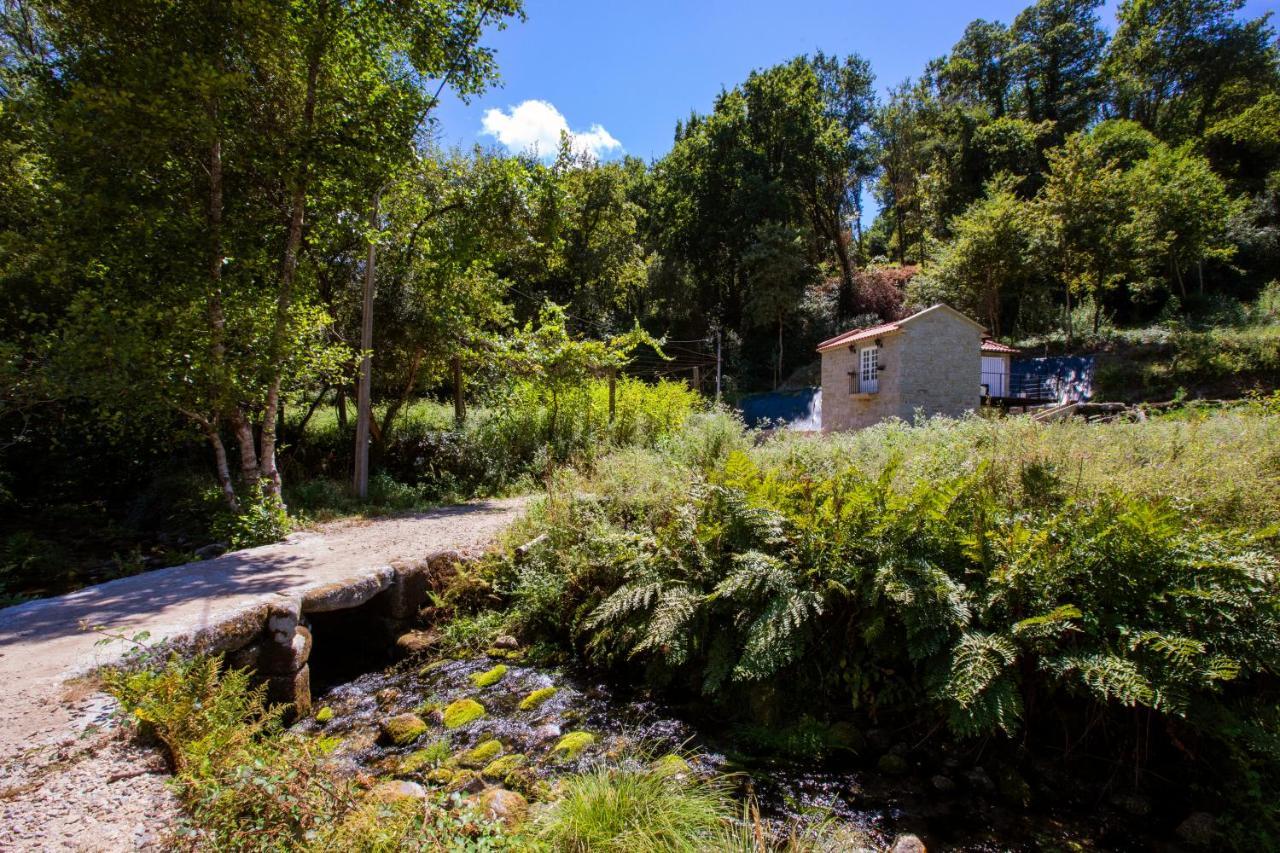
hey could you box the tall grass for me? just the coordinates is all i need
[534,767,736,852]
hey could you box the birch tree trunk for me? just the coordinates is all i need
[259,43,322,502]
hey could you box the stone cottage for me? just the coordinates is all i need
[817,303,990,431]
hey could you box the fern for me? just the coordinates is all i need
[1012,604,1083,640]
[711,551,790,601]
[632,585,702,665]
[583,579,667,632]
[1042,653,1159,709]
[732,588,824,682]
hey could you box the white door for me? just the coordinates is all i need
[981,356,1006,397]
[859,346,879,394]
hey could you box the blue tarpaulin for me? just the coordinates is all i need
[1011,356,1094,402]
[738,387,822,429]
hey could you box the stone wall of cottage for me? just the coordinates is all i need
[820,333,904,431]
[894,310,983,421]
[820,308,982,432]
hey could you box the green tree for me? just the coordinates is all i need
[1037,130,1151,337]
[1106,0,1280,140]
[910,176,1044,337]
[1009,0,1108,138]
[1128,141,1238,296]
[3,0,521,509]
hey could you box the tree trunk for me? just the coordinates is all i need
[293,383,329,443]
[203,85,241,505]
[205,422,238,512]
[260,42,322,502]
[230,409,259,485]
[452,354,465,429]
[380,346,421,443]
[335,387,348,431]
[354,192,378,498]
[188,412,237,512]
[833,229,857,319]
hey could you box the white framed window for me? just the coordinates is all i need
[858,346,879,394]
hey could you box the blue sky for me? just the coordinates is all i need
[432,0,1279,165]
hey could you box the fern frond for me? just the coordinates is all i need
[944,632,1018,707]
[633,585,702,666]
[583,580,666,632]
[711,551,789,600]
[1042,653,1157,708]
[1012,604,1082,640]
[731,589,823,682]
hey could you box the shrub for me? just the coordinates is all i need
[101,649,519,850]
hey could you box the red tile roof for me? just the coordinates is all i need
[816,321,901,352]
[981,339,1019,354]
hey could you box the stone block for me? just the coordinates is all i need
[301,567,394,613]
[266,663,311,716]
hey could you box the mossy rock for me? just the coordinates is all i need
[827,721,865,754]
[649,754,691,778]
[380,713,428,746]
[518,686,558,711]
[469,664,509,688]
[877,753,909,775]
[425,767,455,786]
[550,731,595,761]
[419,659,450,675]
[481,753,527,780]
[398,740,450,776]
[446,769,483,793]
[457,739,504,768]
[442,698,485,728]
[314,706,334,724]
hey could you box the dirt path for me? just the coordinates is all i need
[0,497,527,850]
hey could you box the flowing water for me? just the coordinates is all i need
[297,653,1153,850]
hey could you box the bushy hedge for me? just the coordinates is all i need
[286,377,703,513]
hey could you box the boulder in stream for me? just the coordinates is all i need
[469,664,508,688]
[551,731,595,761]
[370,780,427,802]
[442,698,486,728]
[890,834,927,853]
[458,739,504,768]
[395,631,438,657]
[481,753,526,781]
[518,686,558,711]
[380,713,428,746]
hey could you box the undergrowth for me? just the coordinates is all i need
[483,407,1280,846]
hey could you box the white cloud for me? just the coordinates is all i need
[480,99,622,161]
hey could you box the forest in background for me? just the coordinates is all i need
[1,0,1278,595]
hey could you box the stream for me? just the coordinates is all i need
[296,653,1152,851]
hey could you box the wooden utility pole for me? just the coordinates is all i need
[452,355,466,428]
[692,365,700,393]
[714,327,722,402]
[353,191,379,498]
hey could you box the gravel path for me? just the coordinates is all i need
[0,497,528,851]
